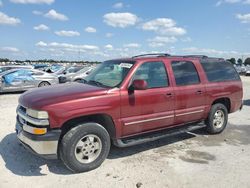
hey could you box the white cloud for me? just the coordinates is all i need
[85,26,96,33]
[32,10,43,15]
[36,41,99,52]
[236,13,250,23]
[244,0,250,4]
[10,0,54,4]
[106,33,114,37]
[44,9,68,21]
[0,12,21,26]
[104,44,113,50]
[103,12,139,28]
[0,46,19,52]
[123,43,141,48]
[148,36,177,47]
[182,47,240,57]
[181,37,192,42]
[142,18,186,36]
[36,41,47,47]
[216,0,250,6]
[113,2,123,9]
[33,24,49,31]
[55,30,80,37]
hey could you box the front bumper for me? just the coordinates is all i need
[16,121,61,159]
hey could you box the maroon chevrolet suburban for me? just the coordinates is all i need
[16,54,243,173]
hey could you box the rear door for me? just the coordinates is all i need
[170,60,206,124]
[120,61,175,136]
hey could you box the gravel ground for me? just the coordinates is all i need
[0,77,249,188]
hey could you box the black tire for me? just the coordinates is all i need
[38,81,50,87]
[205,103,228,134]
[59,123,110,173]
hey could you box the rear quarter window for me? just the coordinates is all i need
[200,60,240,82]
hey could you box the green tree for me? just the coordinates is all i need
[228,58,236,65]
[237,58,243,66]
[244,57,250,66]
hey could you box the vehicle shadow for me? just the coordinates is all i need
[243,99,250,106]
[0,133,71,176]
[108,133,194,159]
[0,132,195,176]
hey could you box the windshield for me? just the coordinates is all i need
[84,60,135,88]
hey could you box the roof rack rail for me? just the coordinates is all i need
[132,53,171,58]
[183,55,208,58]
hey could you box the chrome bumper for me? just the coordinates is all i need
[17,130,58,156]
[16,121,61,159]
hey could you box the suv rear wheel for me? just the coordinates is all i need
[205,103,228,134]
[59,123,110,173]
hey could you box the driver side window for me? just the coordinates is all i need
[133,62,169,88]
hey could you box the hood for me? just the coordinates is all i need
[19,83,108,109]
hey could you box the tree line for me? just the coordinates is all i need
[227,58,250,66]
[0,58,100,65]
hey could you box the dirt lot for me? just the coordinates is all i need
[0,77,250,188]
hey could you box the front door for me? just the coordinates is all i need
[120,61,175,137]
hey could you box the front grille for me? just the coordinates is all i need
[19,105,26,113]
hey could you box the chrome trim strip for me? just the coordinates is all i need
[125,115,174,126]
[17,131,58,155]
[17,109,49,126]
[175,110,204,117]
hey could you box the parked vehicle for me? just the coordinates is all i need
[0,65,33,74]
[16,54,243,173]
[245,65,250,76]
[33,64,49,71]
[0,68,58,93]
[59,66,95,83]
[45,65,66,75]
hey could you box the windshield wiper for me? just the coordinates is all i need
[87,80,110,88]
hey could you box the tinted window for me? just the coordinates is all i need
[201,60,240,82]
[133,62,168,88]
[172,61,200,86]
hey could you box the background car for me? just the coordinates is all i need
[0,65,33,74]
[58,66,86,83]
[67,66,95,82]
[245,65,250,76]
[0,68,58,93]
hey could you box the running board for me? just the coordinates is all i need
[113,122,206,147]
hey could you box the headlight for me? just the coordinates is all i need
[26,109,49,119]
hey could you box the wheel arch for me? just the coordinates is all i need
[59,113,116,140]
[212,97,231,113]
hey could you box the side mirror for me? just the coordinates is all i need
[129,79,148,91]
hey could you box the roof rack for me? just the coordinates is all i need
[183,55,208,58]
[132,53,171,58]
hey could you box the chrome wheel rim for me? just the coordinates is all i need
[74,134,102,164]
[213,110,225,129]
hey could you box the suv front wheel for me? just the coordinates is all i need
[59,123,110,173]
[205,103,228,134]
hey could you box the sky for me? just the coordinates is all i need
[0,0,250,61]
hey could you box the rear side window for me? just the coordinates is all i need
[200,60,240,82]
[171,61,200,86]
